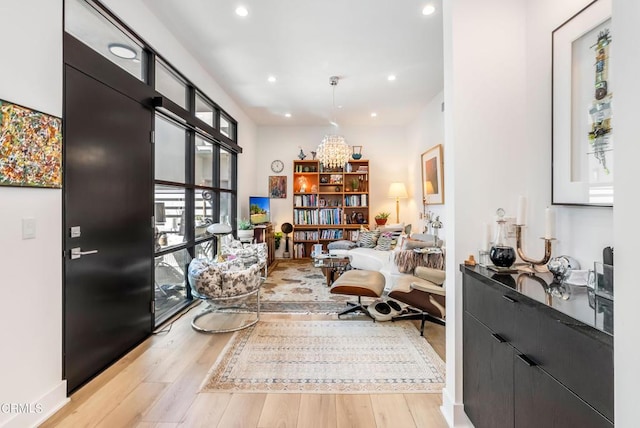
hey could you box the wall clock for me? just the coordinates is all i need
[271,159,284,173]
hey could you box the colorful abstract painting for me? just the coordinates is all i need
[0,99,62,188]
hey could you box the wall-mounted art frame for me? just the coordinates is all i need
[552,0,612,206]
[269,175,287,199]
[0,99,62,188]
[421,144,444,205]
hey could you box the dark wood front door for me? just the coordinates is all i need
[63,65,153,393]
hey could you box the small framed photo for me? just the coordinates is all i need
[269,175,287,198]
[421,144,444,205]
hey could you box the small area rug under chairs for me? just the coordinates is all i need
[259,259,352,313]
[200,318,445,394]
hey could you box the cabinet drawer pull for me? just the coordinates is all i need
[492,333,506,343]
[517,354,537,367]
[502,295,517,303]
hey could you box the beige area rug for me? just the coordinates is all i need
[201,319,445,394]
[258,259,353,313]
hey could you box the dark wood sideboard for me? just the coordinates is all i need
[254,224,275,272]
[461,265,613,428]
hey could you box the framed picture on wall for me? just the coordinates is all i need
[552,0,613,206]
[269,175,287,199]
[421,144,444,205]
[0,99,62,188]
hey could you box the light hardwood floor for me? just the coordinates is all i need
[42,307,447,428]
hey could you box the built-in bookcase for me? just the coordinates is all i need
[292,159,370,258]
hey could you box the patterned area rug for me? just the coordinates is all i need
[201,319,445,394]
[259,259,353,313]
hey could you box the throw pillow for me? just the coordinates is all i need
[327,239,357,250]
[402,238,435,250]
[356,230,380,248]
[374,232,394,251]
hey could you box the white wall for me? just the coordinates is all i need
[256,125,417,257]
[0,2,67,427]
[406,91,446,237]
[611,0,639,424]
[443,0,616,426]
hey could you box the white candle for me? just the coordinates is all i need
[481,222,491,251]
[545,207,556,239]
[516,195,527,225]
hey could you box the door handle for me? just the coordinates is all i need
[70,247,99,260]
[517,354,538,367]
[502,295,517,303]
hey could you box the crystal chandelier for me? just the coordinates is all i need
[316,134,350,169]
[316,76,350,169]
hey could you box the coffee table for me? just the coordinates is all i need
[313,254,351,286]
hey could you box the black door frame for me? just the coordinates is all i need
[63,33,156,392]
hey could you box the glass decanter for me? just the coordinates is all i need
[489,208,516,268]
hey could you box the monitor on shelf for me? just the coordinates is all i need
[249,196,270,225]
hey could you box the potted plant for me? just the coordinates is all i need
[374,212,390,226]
[237,218,254,240]
[274,231,283,249]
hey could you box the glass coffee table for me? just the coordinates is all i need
[313,254,351,286]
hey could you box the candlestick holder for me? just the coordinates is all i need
[515,224,554,274]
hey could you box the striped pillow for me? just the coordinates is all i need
[374,232,394,251]
[356,230,380,248]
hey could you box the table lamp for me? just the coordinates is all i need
[206,222,232,262]
[388,182,408,223]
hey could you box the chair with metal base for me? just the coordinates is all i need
[188,258,264,333]
[389,266,446,336]
[330,269,385,318]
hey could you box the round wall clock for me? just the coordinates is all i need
[271,159,284,173]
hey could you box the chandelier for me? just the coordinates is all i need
[316,76,350,169]
[316,134,350,169]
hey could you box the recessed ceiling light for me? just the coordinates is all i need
[337,105,343,109]
[387,74,397,81]
[108,43,137,60]
[235,6,249,17]
[285,113,292,118]
[371,112,377,118]
[422,5,436,15]
[268,75,277,83]
[330,121,339,127]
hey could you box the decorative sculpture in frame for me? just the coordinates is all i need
[0,99,62,188]
[552,0,612,206]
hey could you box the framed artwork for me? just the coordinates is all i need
[0,99,62,188]
[269,175,287,199]
[552,0,612,206]
[421,144,444,205]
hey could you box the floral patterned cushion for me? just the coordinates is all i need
[188,257,263,299]
[222,240,268,269]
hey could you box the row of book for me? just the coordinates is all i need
[293,194,318,207]
[293,230,319,241]
[344,194,367,207]
[319,208,343,225]
[293,209,319,224]
[320,229,344,240]
[293,243,307,258]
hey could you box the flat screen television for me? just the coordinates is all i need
[249,196,270,225]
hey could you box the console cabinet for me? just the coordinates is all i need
[292,159,369,258]
[462,266,613,428]
[253,223,275,272]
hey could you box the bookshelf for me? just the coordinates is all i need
[292,159,370,258]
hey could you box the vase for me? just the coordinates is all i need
[489,211,516,267]
[352,145,362,160]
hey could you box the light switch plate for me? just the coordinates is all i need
[22,217,36,240]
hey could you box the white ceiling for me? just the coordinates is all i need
[142,0,443,127]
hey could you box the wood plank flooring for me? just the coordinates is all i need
[41,307,447,428]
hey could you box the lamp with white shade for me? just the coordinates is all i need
[206,223,232,262]
[388,182,408,223]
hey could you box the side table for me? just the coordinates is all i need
[313,254,351,286]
